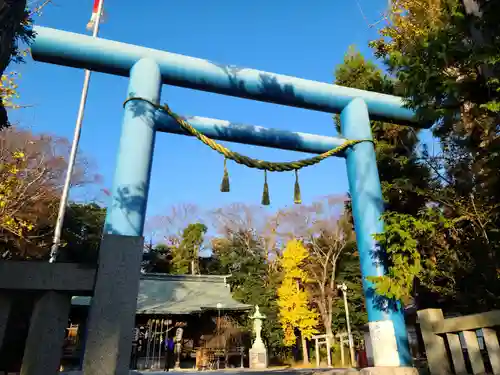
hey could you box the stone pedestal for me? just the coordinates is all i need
[249,340,268,369]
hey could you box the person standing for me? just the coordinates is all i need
[164,336,174,371]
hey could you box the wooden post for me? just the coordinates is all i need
[417,309,452,375]
[326,338,331,367]
[462,331,486,374]
[301,334,309,364]
[315,338,320,368]
[483,328,500,375]
[340,335,345,367]
[446,333,467,375]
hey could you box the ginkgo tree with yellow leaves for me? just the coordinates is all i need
[277,239,319,364]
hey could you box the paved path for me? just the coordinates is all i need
[61,368,357,375]
[137,369,355,375]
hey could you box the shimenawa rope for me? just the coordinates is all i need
[123,97,372,205]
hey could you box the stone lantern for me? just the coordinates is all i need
[249,305,267,369]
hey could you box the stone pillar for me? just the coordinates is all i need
[82,57,161,375]
[0,292,12,351]
[341,98,411,368]
[20,291,71,375]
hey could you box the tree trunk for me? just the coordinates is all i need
[0,0,28,129]
[0,0,27,73]
[317,295,334,345]
[301,333,309,364]
[325,324,334,345]
[461,0,492,80]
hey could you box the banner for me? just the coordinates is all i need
[86,0,105,31]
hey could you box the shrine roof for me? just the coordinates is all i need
[71,273,252,315]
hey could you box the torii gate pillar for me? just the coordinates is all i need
[82,58,161,375]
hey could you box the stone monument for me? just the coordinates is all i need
[249,305,268,369]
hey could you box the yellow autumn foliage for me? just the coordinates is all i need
[0,151,33,237]
[277,239,319,346]
[0,72,21,109]
[375,0,445,54]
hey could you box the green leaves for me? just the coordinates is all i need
[60,203,106,264]
[480,101,500,113]
[170,222,207,274]
[210,229,285,356]
[333,0,500,313]
[334,44,433,305]
[369,212,430,302]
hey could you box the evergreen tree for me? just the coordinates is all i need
[330,241,367,340]
[334,47,430,216]
[334,47,431,304]
[343,0,500,312]
[170,222,207,274]
[60,203,106,264]
[211,230,285,360]
[142,243,172,274]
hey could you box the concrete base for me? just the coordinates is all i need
[82,234,144,375]
[20,291,71,375]
[359,367,419,375]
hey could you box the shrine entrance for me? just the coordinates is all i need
[26,24,426,374]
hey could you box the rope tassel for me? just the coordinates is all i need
[220,158,230,192]
[294,169,302,204]
[262,170,270,206]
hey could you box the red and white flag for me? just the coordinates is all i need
[86,0,105,31]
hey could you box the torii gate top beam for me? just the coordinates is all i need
[30,26,423,127]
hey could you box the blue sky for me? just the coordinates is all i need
[11,0,398,232]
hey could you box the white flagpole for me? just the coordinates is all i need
[49,0,105,263]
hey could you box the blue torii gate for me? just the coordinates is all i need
[31,26,424,374]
